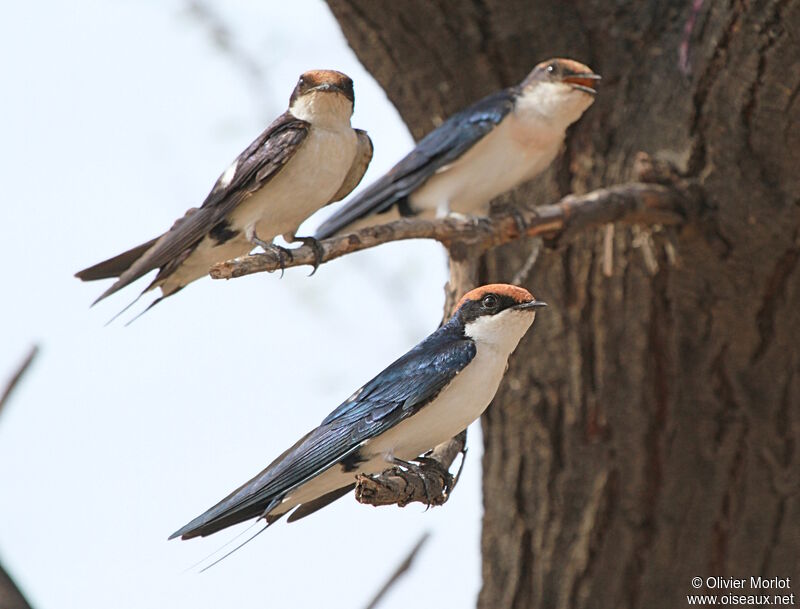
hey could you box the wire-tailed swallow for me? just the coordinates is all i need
[170,284,545,541]
[76,69,373,314]
[314,58,598,238]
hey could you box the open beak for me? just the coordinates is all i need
[562,72,601,95]
[514,300,547,311]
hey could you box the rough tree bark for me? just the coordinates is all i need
[326,1,800,608]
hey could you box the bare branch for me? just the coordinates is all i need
[0,345,39,418]
[0,564,34,609]
[0,346,39,609]
[511,237,543,285]
[363,533,430,609]
[210,181,688,280]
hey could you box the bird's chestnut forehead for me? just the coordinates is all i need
[456,284,534,311]
[543,58,592,75]
[300,69,352,88]
[291,70,354,107]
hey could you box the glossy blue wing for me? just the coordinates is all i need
[314,88,516,238]
[170,327,475,539]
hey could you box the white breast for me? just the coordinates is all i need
[156,123,357,295]
[409,110,566,216]
[273,308,536,518]
[235,123,358,240]
[364,346,509,461]
[271,340,518,517]
[364,308,536,462]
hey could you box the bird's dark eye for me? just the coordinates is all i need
[546,63,556,74]
[298,76,306,87]
[482,294,499,310]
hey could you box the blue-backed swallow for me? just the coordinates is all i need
[76,70,373,315]
[170,284,545,540]
[314,58,598,239]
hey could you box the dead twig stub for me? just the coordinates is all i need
[355,431,467,508]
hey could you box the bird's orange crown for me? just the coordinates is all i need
[455,284,535,311]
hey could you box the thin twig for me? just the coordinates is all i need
[363,532,431,609]
[0,346,39,418]
[210,181,688,279]
[511,237,543,285]
[602,224,614,277]
[0,563,34,609]
[0,346,39,609]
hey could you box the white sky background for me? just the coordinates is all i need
[0,1,486,608]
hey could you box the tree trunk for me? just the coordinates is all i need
[326,2,800,607]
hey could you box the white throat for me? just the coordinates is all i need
[464,308,537,355]
[515,81,595,132]
[290,91,353,129]
[352,307,537,470]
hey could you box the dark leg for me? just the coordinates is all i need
[417,456,457,498]
[249,231,293,278]
[391,457,453,507]
[292,236,325,276]
[489,203,529,237]
[507,206,528,237]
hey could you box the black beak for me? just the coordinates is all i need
[312,83,343,94]
[514,300,547,310]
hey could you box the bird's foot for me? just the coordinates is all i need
[292,236,325,276]
[391,457,420,473]
[267,245,293,278]
[391,457,452,507]
[249,231,272,252]
[444,211,494,235]
[250,232,293,278]
[444,211,475,223]
[490,204,529,236]
[417,456,456,500]
[503,206,528,236]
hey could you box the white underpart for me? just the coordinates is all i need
[272,307,537,516]
[410,82,595,216]
[157,91,357,295]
